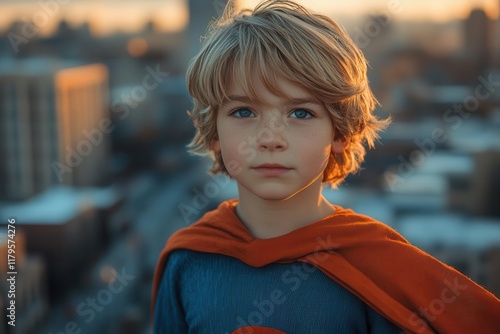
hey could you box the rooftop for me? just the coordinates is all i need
[0,185,121,225]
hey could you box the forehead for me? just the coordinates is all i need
[222,70,319,106]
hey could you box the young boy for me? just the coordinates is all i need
[151,1,500,333]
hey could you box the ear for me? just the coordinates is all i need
[331,138,346,154]
[211,139,221,153]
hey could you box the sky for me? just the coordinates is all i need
[0,0,498,36]
[242,0,499,20]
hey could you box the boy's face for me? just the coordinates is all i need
[213,72,345,201]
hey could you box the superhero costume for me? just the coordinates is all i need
[152,200,500,333]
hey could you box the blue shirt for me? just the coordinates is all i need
[154,249,403,333]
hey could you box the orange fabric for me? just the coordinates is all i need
[151,200,500,333]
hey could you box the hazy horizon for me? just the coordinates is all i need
[0,0,498,37]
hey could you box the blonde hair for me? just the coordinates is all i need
[186,0,390,187]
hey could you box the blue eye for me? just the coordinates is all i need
[231,108,255,118]
[290,109,313,119]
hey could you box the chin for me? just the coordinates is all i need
[244,184,305,202]
[256,193,294,201]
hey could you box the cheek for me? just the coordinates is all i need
[218,126,238,153]
[297,134,332,170]
[308,145,331,168]
[217,127,253,173]
[220,140,240,161]
[301,129,333,153]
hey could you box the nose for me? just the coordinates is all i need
[256,115,287,152]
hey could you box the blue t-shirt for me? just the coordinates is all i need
[153,249,402,333]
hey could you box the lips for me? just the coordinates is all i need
[252,163,292,176]
[255,163,289,169]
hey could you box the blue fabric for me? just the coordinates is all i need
[154,249,403,333]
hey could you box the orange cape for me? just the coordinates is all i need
[151,200,500,333]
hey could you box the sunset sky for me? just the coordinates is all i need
[0,0,498,36]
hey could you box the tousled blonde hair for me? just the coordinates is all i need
[186,0,390,187]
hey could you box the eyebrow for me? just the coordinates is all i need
[221,95,322,107]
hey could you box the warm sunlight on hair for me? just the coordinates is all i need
[186,0,391,187]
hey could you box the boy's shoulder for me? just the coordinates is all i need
[165,199,410,264]
[179,199,406,243]
[153,203,500,333]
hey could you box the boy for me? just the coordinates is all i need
[152,0,500,333]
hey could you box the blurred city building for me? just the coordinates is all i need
[496,1,500,68]
[185,0,229,69]
[465,8,493,73]
[0,230,48,334]
[0,60,110,201]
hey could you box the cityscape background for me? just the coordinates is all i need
[0,0,499,333]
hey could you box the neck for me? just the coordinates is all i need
[235,177,336,239]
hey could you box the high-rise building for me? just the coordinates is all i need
[0,59,109,200]
[496,1,500,68]
[185,0,229,69]
[464,8,493,73]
